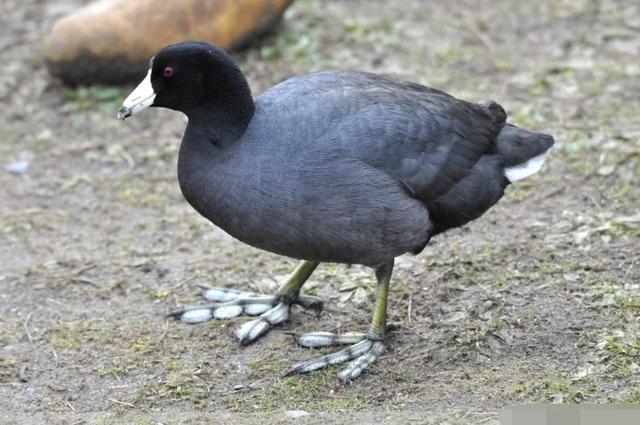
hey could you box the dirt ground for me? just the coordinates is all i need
[1,0,639,424]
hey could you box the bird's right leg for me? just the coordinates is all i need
[170,260,321,345]
[285,260,393,382]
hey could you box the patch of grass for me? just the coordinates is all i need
[586,283,640,312]
[61,86,124,115]
[0,327,12,345]
[478,242,509,264]
[120,182,163,208]
[530,259,565,281]
[511,376,585,403]
[50,320,102,350]
[130,337,153,354]
[510,104,547,128]
[505,181,534,203]
[391,278,413,298]
[612,181,640,204]
[333,267,374,306]
[53,320,168,380]
[596,330,640,377]
[0,358,18,383]
[129,367,209,409]
[254,370,370,412]
[141,285,172,300]
[317,396,369,411]
[451,311,514,351]
[166,360,186,372]
[247,355,284,380]
[343,17,396,38]
[527,76,552,97]
[618,389,640,404]
[97,363,129,380]
[569,211,640,246]
[202,320,233,334]
[254,1,324,65]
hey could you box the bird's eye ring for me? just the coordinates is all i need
[163,67,174,78]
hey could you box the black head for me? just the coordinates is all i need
[119,41,254,125]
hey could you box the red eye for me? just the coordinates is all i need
[163,67,174,77]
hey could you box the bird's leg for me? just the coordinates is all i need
[170,260,320,345]
[286,260,393,383]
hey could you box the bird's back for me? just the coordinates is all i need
[252,71,518,234]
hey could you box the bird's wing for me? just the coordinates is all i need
[274,71,506,204]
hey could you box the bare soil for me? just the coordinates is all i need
[1,0,639,424]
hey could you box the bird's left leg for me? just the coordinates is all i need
[285,259,393,383]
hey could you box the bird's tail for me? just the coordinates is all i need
[497,124,554,182]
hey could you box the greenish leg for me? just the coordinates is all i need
[276,260,320,305]
[171,260,322,345]
[367,261,392,339]
[286,259,394,383]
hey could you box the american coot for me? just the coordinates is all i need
[118,41,554,382]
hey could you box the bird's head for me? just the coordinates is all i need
[118,41,252,121]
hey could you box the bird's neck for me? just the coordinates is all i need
[186,96,255,147]
[178,101,255,224]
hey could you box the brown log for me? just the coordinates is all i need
[44,0,293,85]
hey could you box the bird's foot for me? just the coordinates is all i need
[170,285,323,345]
[285,331,385,383]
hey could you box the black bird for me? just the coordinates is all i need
[118,41,554,382]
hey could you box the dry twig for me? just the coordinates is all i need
[108,398,135,408]
[23,312,33,344]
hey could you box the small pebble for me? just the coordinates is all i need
[285,410,310,418]
[5,160,30,174]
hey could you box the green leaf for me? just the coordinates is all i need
[597,164,616,176]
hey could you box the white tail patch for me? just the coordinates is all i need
[505,148,551,182]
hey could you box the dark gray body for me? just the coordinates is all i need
[177,71,552,267]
